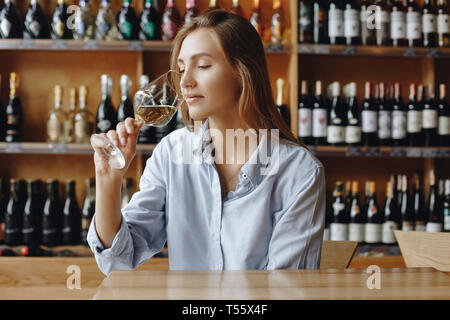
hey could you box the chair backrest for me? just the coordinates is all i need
[320,240,359,269]
[394,230,450,272]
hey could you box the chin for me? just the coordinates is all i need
[188,106,210,121]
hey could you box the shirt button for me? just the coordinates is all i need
[243,174,247,179]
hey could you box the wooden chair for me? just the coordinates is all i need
[320,240,359,269]
[394,230,450,272]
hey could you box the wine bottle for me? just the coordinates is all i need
[344,82,361,146]
[360,0,376,45]
[117,0,140,40]
[374,0,391,46]
[231,0,246,18]
[209,0,220,10]
[23,0,50,39]
[117,75,134,123]
[382,181,400,244]
[377,82,392,146]
[43,179,62,247]
[348,181,366,243]
[391,0,407,46]
[344,0,360,45]
[22,179,43,247]
[81,177,95,246]
[299,0,314,43]
[396,174,403,211]
[140,0,162,40]
[437,0,450,47]
[425,170,442,232]
[412,173,426,231]
[47,85,67,143]
[62,180,81,245]
[51,0,73,40]
[364,181,382,244]
[406,0,422,47]
[162,0,182,41]
[5,179,24,246]
[74,0,96,40]
[422,0,438,47]
[5,72,22,143]
[0,75,5,141]
[437,83,450,146]
[313,0,327,43]
[400,175,415,230]
[407,83,423,146]
[0,0,22,39]
[323,200,332,240]
[298,80,313,145]
[312,80,328,145]
[330,181,349,241]
[423,84,439,146]
[328,0,345,44]
[443,179,450,232]
[184,0,198,25]
[74,86,95,143]
[327,82,346,146]
[121,177,133,208]
[0,179,9,244]
[271,0,285,44]
[361,82,378,147]
[250,0,263,37]
[392,83,408,146]
[63,88,77,144]
[96,75,117,134]
[344,180,353,215]
[96,0,118,40]
[276,78,291,128]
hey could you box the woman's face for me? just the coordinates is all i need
[177,28,242,121]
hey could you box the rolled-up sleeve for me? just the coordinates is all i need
[87,141,168,275]
[266,165,326,270]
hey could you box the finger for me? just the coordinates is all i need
[116,122,127,146]
[107,130,119,147]
[124,117,137,135]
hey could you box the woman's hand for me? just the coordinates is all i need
[91,117,144,180]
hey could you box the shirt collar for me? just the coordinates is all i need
[192,119,278,187]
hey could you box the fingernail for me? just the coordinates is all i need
[121,137,127,145]
[126,126,133,134]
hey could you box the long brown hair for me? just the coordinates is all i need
[170,9,305,147]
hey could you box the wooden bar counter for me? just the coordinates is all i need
[92,268,450,300]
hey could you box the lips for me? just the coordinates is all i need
[185,94,204,104]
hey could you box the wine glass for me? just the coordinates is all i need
[91,70,183,169]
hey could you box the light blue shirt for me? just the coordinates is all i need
[88,119,326,275]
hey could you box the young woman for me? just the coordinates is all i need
[89,10,326,275]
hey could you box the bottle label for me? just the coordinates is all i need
[365,223,382,243]
[378,110,392,139]
[392,110,407,139]
[414,221,426,231]
[298,108,312,137]
[348,223,364,242]
[144,21,156,38]
[426,222,442,232]
[299,2,313,31]
[330,223,348,241]
[97,119,112,132]
[423,109,438,129]
[0,19,11,37]
[54,21,65,37]
[29,21,41,37]
[382,221,398,244]
[47,118,63,142]
[345,125,361,144]
[333,202,346,212]
[406,12,421,40]
[327,125,345,143]
[163,20,179,41]
[407,110,422,133]
[7,114,20,125]
[391,11,406,39]
[75,121,94,142]
[120,21,133,39]
[439,116,450,135]
[344,9,359,38]
[328,8,344,37]
[437,14,449,34]
[362,110,377,133]
[422,13,437,34]
[323,227,330,241]
[444,210,450,231]
[402,221,414,231]
[312,109,327,138]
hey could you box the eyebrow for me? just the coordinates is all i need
[177,53,213,63]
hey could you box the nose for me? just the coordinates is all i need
[180,67,196,91]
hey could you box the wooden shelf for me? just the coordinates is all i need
[0,39,292,54]
[0,142,155,155]
[298,44,450,59]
